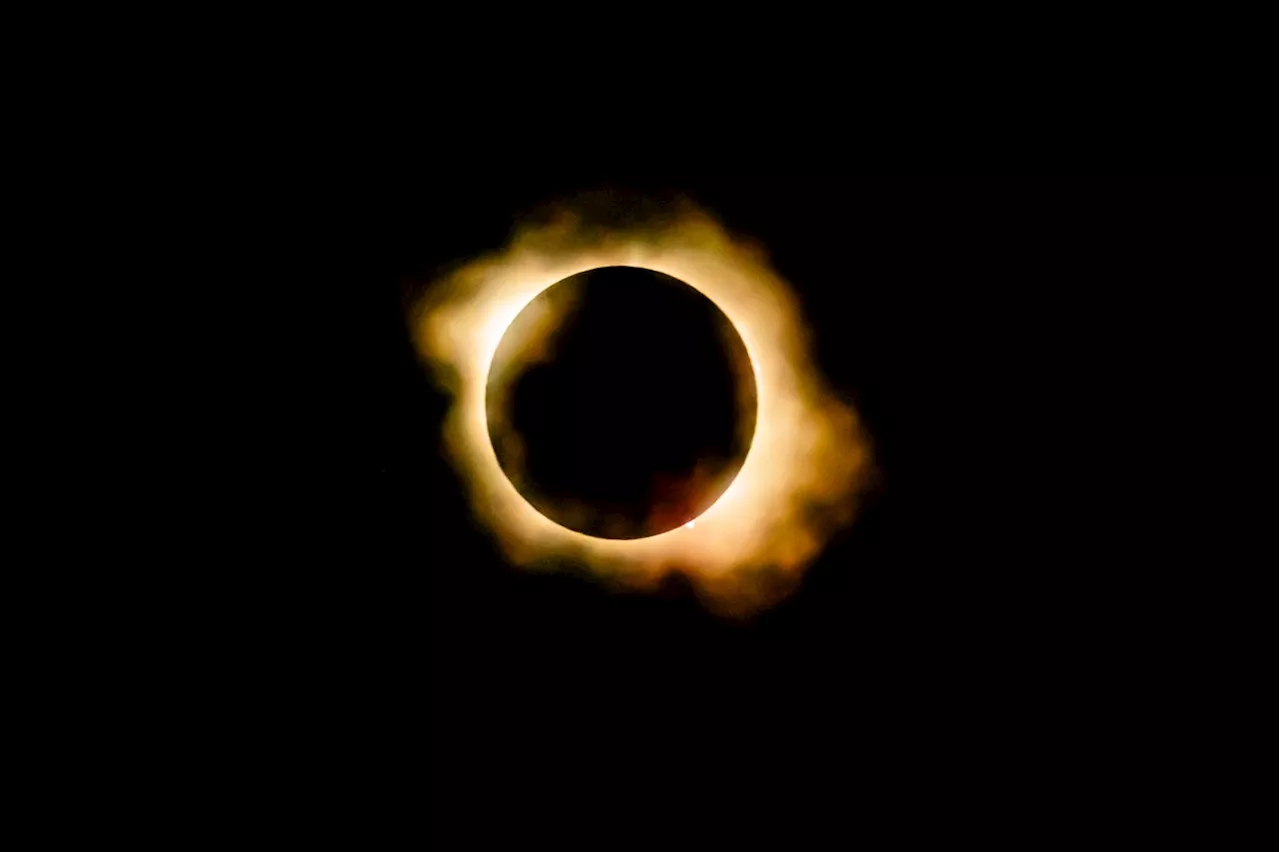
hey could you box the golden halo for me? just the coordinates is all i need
[413,198,871,616]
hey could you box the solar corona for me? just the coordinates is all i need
[413,199,870,616]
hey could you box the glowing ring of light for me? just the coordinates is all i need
[482,265,758,541]
[413,200,870,616]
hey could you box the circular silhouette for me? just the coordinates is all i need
[486,266,756,539]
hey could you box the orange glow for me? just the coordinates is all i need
[411,198,872,616]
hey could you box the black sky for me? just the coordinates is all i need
[232,174,1265,845]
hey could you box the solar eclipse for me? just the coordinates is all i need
[413,198,870,615]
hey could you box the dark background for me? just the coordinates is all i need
[241,175,1264,844]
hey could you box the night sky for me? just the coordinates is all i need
[234,175,1263,845]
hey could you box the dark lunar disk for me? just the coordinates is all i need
[486,266,757,539]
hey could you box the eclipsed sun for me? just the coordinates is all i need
[412,197,871,617]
